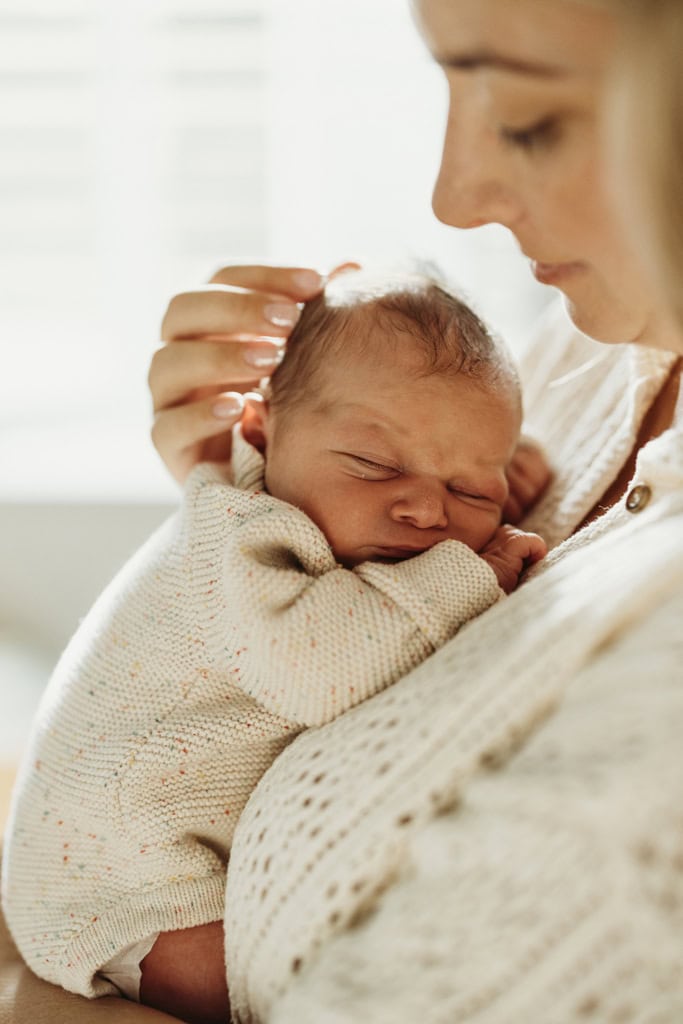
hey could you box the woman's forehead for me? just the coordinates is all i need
[414,0,616,79]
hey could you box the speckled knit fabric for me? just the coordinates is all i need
[0,432,503,998]
[223,309,683,1024]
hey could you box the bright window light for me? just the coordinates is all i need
[0,0,549,503]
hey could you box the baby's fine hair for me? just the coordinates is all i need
[268,266,520,413]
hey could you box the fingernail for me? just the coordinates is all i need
[328,261,362,277]
[292,269,323,292]
[244,345,285,369]
[264,302,300,327]
[212,394,244,420]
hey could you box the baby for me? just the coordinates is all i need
[2,269,547,1021]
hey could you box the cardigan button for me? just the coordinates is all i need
[625,484,652,513]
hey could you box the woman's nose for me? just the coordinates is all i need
[389,488,448,530]
[432,95,523,230]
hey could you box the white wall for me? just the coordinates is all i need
[0,501,172,755]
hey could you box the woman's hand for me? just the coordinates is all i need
[480,524,547,594]
[149,265,325,485]
[503,436,552,524]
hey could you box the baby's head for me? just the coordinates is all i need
[244,269,522,567]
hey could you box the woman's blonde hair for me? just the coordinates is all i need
[608,0,683,327]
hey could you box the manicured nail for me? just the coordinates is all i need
[264,302,300,327]
[244,345,285,369]
[292,269,323,292]
[212,394,244,419]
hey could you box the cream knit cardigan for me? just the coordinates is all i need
[224,309,683,1024]
[0,432,503,997]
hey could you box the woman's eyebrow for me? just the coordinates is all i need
[433,49,567,79]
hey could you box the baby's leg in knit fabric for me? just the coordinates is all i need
[139,922,230,1024]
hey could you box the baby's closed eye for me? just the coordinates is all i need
[334,451,401,479]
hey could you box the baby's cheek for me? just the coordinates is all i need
[467,508,503,553]
[314,498,370,562]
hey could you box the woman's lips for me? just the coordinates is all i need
[531,260,584,285]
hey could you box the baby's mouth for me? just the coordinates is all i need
[370,545,429,562]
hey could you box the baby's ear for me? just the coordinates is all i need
[241,392,269,453]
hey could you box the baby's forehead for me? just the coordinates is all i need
[316,307,453,380]
[321,300,514,393]
[326,301,419,352]
[318,376,518,438]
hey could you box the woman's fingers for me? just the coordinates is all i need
[208,264,324,299]
[161,285,305,343]
[187,264,360,338]
[325,260,363,281]
[170,265,325,342]
[149,339,282,412]
[151,391,245,485]
[150,263,360,485]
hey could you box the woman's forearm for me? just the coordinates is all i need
[140,922,229,1024]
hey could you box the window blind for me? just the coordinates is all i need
[0,0,267,499]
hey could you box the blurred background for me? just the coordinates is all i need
[0,0,551,824]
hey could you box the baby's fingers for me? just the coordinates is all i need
[490,528,547,564]
[517,441,552,487]
[504,437,552,522]
[502,469,529,525]
[522,532,548,564]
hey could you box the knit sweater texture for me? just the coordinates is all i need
[222,307,683,1024]
[0,433,503,997]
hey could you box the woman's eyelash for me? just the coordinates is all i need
[499,118,558,151]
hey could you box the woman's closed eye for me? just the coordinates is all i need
[498,116,560,153]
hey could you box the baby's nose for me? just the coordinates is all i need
[389,489,448,530]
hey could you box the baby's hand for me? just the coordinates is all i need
[503,436,552,524]
[480,525,547,594]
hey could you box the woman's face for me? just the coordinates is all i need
[415,0,676,349]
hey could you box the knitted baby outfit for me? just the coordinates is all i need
[1,431,503,997]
